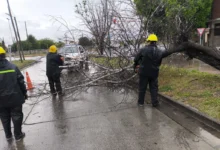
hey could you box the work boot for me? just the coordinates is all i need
[50,91,57,96]
[58,92,65,97]
[52,93,57,97]
[15,132,25,142]
[152,101,159,107]
[6,134,13,141]
[137,102,144,107]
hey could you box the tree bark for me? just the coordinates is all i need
[164,42,220,70]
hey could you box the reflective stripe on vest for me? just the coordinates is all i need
[0,70,15,74]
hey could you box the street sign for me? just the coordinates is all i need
[197,28,205,45]
[197,28,205,36]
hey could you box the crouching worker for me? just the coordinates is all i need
[46,45,64,96]
[0,46,27,141]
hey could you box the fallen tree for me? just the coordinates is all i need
[49,0,219,94]
[164,42,220,70]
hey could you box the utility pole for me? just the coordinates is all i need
[6,18,14,44]
[14,17,25,60]
[25,21,29,39]
[6,0,22,62]
[64,34,68,44]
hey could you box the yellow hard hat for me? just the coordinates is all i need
[49,45,57,53]
[146,34,158,42]
[0,46,6,54]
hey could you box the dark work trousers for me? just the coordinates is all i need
[0,105,23,138]
[138,75,159,105]
[47,74,62,94]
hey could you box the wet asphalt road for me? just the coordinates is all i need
[0,58,220,150]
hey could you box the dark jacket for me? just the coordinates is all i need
[134,44,163,77]
[46,53,63,77]
[0,59,26,107]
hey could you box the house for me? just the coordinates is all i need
[205,0,220,49]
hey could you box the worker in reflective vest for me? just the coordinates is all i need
[0,46,27,141]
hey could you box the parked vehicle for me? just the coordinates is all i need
[58,44,88,70]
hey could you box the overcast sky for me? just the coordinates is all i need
[0,0,84,45]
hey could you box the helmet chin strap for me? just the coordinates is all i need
[0,54,6,60]
[149,41,157,45]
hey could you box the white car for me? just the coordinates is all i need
[58,44,87,70]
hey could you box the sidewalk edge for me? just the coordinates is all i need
[158,93,220,131]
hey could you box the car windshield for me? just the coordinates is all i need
[60,46,78,54]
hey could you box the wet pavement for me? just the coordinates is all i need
[0,58,220,150]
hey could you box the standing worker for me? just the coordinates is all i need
[134,34,163,107]
[0,46,27,141]
[46,45,64,96]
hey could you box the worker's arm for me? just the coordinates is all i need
[134,48,143,68]
[161,49,170,58]
[57,54,64,66]
[15,67,27,98]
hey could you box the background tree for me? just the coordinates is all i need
[78,37,93,47]
[134,0,213,45]
[27,35,40,50]
[55,41,65,48]
[11,43,17,52]
[75,0,148,57]
[11,36,62,51]
[12,41,31,51]
[21,41,32,51]
[0,40,7,50]
[38,38,55,49]
[75,0,114,55]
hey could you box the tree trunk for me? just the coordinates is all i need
[164,42,220,70]
[99,41,105,55]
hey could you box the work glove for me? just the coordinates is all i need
[133,64,137,73]
[134,65,140,73]
[24,94,28,100]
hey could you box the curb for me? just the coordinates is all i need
[158,93,220,131]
